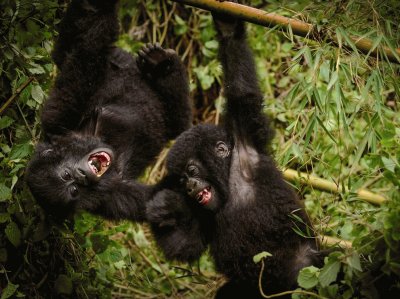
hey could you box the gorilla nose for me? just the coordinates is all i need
[186,179,199,196]
[75,168,88,185]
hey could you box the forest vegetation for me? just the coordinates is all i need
[0,0,399,298]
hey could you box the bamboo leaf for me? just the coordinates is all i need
[336,27,359,56]
[327,71,338,91]
[363,35,383,60]
[350,127,371,174]
[382,36,400,63]
[316,116,337,144]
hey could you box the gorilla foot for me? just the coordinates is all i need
[137,43,176,78]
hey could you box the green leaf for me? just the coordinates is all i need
[0,213,10,223]
[133,227,150,248]
[205,40,218,50]
[174,15,188,36]
[350,127,371,174]
[319,260,340,287]
[54,274,73,295]
[194,65,215,90]
[5,221,21,247]
[1,282,19,299]
[382,156,396,173]
[28,62,46,74]
[31,84,45,104]
[253,251,272,264]
[327,71,338,91]
[0,184,12,201]
[281,42,293,53]
[0,116,14,130]
[298,266,319,289]
[346,252,362,272]
[114,260,126,270]
[9,143,33,160]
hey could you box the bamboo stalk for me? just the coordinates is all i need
[171,0,400,64]
[318,235,352,249]
[283,169,387,205]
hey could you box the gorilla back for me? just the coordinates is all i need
[26,0,191,221]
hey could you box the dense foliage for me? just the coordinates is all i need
[0,0,399,298]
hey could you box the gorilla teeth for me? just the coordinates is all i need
[88,151,112,177]
[197,186,212,205]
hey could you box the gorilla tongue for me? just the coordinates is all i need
[88,152,111,177]
[197,187,211,205]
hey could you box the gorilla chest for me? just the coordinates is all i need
[228,144,260,206]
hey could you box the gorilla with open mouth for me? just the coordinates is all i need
[26,0,191,221]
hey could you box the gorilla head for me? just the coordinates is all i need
[165,124,233,212]
[26,136,114,217]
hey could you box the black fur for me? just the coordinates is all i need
[25,0,191,221]
[146,12,322,298]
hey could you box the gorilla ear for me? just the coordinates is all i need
[35,143,55,158]
[215,141,230,158]
[40,149,54,158]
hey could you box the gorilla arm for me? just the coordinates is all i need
[146,189,209,262]
[78,179,152,222]
[41,0,120,140]
[216,17,274,154]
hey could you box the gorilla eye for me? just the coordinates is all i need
[215,141,230,158]
[62,170,72,181]
[187,165,199,176]
[70,185,79,197]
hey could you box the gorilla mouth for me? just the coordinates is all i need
[88,151,111,177]
[196,186,212,205]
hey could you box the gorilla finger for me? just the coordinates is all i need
[138,50,146,58]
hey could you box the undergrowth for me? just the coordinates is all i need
[0,0,399,298]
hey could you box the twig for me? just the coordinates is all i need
[258,259,327,299]
[0,77,34,115]
[170,0,400,64]
[148,243,178,295]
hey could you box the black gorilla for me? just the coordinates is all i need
[26,0,191,221]
[146,12,323,299]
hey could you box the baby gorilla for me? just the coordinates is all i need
[146,9,322,299]
[26,0,191,221]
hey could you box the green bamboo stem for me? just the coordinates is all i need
[171,0,400,64]
[318,235,352,249]
[283,169,387,205]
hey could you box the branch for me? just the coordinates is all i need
[0,77,35,115]
[283,169,387,206]
[171,0,400,64]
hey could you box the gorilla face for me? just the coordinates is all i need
[56,147,114,197]
[181,159,219,210]
[164,125,232,212]
[26,136,114,215]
